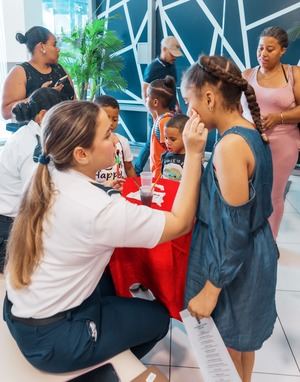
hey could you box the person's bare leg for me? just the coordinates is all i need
[227,347,243,380]
[241,351,255,382]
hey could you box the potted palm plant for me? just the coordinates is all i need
[59,17,127,100]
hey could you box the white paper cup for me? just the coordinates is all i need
[140,171,152,187]
[140,186,153,207]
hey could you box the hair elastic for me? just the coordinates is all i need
[38,154,50,165]
[197,60,205,71]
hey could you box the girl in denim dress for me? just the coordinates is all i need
[182,55,278,382]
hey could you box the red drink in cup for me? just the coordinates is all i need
[140,186,153,207]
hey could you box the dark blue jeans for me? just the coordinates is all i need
[0,215,13,273]
[134,114,153,175]
[4,273,170,373]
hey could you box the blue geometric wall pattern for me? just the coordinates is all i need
[96,0,300,147]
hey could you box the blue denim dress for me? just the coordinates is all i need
[185,126,278,352]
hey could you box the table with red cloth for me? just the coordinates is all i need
[109,177,192,320]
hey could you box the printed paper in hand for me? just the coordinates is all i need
[180,309,241,382]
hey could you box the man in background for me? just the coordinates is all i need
[134,36,183,175]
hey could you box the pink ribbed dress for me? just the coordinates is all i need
[243,65,300,238]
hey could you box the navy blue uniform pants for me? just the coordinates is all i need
[3,273,170,373]
[0,215,13,273]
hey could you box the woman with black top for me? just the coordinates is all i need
[1,26,75,120]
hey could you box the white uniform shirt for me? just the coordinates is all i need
[6,167,165,318]
[0,120,40,217]
[96,134,133,182]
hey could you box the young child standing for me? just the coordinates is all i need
[182,56,278,382]
[94,95,136,182]
[161,114,189,181]
[146,75,176,178]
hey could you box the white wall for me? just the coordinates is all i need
[1,0,43,66]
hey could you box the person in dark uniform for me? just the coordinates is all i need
[1,26,75,121]
[134,36,183,175]
[4,100,207,373]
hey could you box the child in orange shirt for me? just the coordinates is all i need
[145,75,176,178]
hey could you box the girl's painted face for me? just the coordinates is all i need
[89,109,115,171]
[41,34,60,64]
[257,36,285,69]
[102,106,119,131]
[164,126,184,154]
[182,83,208,122]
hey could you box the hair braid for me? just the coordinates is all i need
[200,56,267,141]
[149,75,176,109]
[243,83,264,136]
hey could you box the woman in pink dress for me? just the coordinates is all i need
[242,26,300,239]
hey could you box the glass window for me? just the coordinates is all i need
[42,0,89,36]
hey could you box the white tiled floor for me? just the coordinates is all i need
[142,174,300,381]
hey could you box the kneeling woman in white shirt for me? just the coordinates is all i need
[4,100,207,373]
[0,87,63,272]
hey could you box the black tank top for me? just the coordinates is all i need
[19,62,75,100]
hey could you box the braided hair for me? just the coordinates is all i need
[182,55,267,142]
[149,75,176,110]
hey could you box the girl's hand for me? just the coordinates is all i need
[105,178,125,192]
[182,110,208,156]
[188,281,221,319]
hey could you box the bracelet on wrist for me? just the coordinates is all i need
[280,112,284,125]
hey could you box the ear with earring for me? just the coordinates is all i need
[40,43,46,54]
[208,105,213,112]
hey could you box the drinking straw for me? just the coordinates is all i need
[115,149,122,178]
[151,173,162,191]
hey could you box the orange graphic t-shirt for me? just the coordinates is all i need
[150,112,174,179]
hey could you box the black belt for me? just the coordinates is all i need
[11,310,69,326]
[0,215,13,223]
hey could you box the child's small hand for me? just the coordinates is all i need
[182,112,208,156]
[188,288,218,319]
[105,178,125,192]
[188,280,221,319]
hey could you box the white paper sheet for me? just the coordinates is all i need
[180,309,241,382]
[126,190,165,206]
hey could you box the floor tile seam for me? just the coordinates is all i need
[253,371,300,377]
[285,196,300,214]
[277,315,300,373]
[277,241,300,244]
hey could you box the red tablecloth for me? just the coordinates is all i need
[109,177,192,320]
